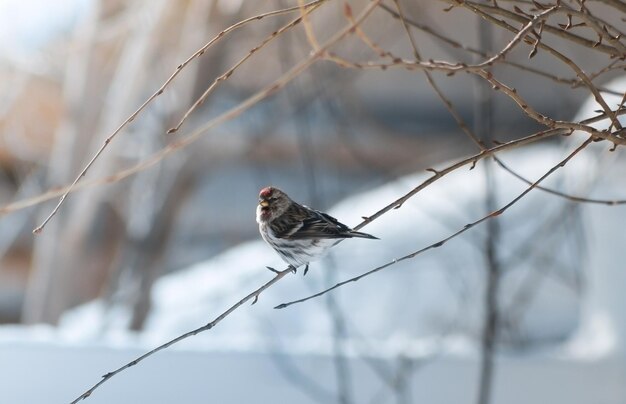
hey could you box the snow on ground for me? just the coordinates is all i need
[0,333,624,404]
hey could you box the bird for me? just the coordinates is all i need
[256,186,378,275]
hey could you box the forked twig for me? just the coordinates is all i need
[70,267,294,403]
[387,2,626,206]
[32,0,327,235]
[275,137,593,309]
[167,1,325,134]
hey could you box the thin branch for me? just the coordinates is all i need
[275,137,593,309]
[329,6,625,141]
[460,2,624,132]
[321,54,626,145]
[168,1,325,134]
[378,3,623,95]
[454,0,620,56]
[319,10,625,144]
[2,108,623,219]
[589,59,626,83]
[570,2,626,56]
[70,267,294,403]
[31,0,327,235]
[495,157,626,205]
[5,3,626,223]
[387,2,626,207]
[298,0,321,51]
[327,4,559,74]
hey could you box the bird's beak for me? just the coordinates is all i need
[259,200,269,207]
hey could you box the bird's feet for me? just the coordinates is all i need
[303,264,309,276]
[267,265,298,274]
[266,266,280,274]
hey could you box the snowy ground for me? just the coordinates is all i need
[0,325,625,404]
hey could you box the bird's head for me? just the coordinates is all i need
[257,186,291,223]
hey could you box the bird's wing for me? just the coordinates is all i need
[281,208,354,240]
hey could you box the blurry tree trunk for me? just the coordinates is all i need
[124,0,215,331]
[475,17,499,404]
[127,168,196,330]
[23,0,214,323]
[26,0,170,324]
[22,0,103,324]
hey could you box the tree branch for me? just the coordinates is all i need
[275,137,593,309]
[70,266,294,403]
[31,0,328,235]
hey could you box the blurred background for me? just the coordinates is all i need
[0,0,625,403]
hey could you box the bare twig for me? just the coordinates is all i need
[70,267,294,403]
[485,6,623,131]
[438,1,623,132]
[495,158,626,205]
[570,2,626,57]
[275,137,593,309]
[4,1,626,225]
[453,0,620,56]
[385,2,626,207]
[323,35,625,144]
[326,4,559,73]
[298,0,321,51]
[31,0,327,235]
[168,1,325,134]
[378,3,623,95]
[318,15,625,145]
[2,108,623,219]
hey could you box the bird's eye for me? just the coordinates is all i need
[269,197,277,202]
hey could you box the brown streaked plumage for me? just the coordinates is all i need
[256,186,378,275]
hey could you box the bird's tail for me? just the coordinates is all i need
[348,230,379,240]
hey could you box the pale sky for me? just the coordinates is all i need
[0,0,90,56]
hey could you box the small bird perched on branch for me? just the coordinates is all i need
[256,186,378,275]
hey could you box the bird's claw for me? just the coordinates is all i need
[251,295,259,305]
[289,265,297,274]
[266,266,280,274]
[303,264,310,276]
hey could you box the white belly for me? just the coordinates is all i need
[260,223,335,268]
